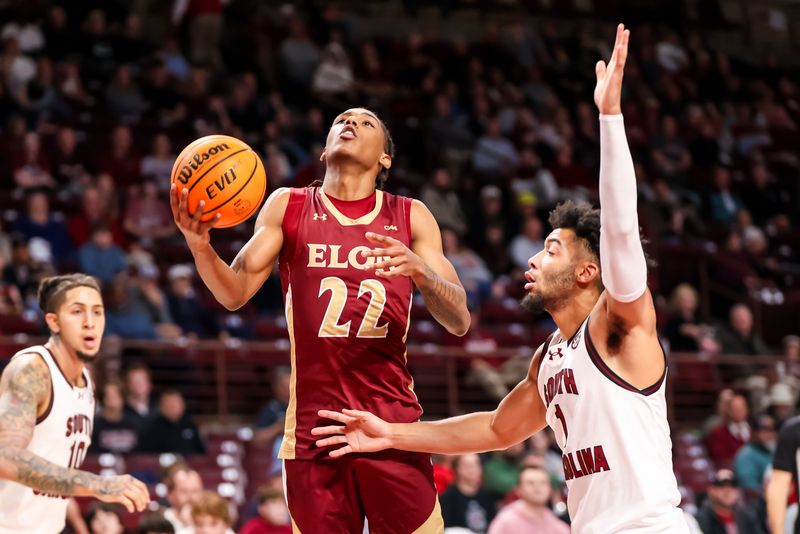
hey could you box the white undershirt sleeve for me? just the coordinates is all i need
[598,114,648,303]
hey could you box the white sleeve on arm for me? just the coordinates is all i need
[599,114,648,303]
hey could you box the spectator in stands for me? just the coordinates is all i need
[776,335,800,388]
[253,366,290,447]
[162,463,204,532]
[188,491,235,534]
[708,166,744,227]
[105,63,146,120]
[166,264,220,339]
[174,0,224,71]
[95,125,141,189]
[141,133,176,192]
[440,454,496,533]
[717,303,770,356]
[473,117,519,179]
[279,18,320,102]
[137,389,206,454]
[765,383,796,430]
[442,228,492,308]
[137,510,176,534]
[124,362,157,428]
[651,115,692,182]
[124,180,175,245]
[664,283,719,353]
[2,235,42,304]
[11,132,54,190]
[433,454,455,495]
[477,224,513,277]
[311,42,354,104]
[694,469,765,534]
[51,126,91,191]
[90,381,140,453]
[84,502,125,534]
[78,224,127,282]
[239,487,292,534]
[733,414,776,493]
[420,168,468,237]
[527,431,564,484]
[487,466,569,534]
[483,442,525,499]
[706,393,750,468]
[68,185,125,248]
[13,190,72,264]
[509,216,544,271]
[104,272,159,339]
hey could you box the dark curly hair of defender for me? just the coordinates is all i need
[38,273,101,314]
[548,200,601,262]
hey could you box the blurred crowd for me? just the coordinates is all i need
[0,0,799,533]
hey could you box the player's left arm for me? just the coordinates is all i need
[366,200,470,336]
[595,25,657,338]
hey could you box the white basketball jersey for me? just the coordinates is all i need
[537,317,688,533]
[0,345,94,534]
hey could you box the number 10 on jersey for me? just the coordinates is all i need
[318,277,389,338]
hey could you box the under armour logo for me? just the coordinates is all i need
[383,225,398,231]
[548,347,564,361]
[313,213,327,221]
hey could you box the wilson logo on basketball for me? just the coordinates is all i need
[175,143,231,185]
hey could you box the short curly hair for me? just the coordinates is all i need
[548,200,601,262]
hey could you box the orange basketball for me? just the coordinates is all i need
[171,135,267,228]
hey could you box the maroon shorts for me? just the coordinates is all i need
[284,450,443,534]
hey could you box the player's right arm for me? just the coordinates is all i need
[0,354,149,513]
[312,345,548,456]
[171,185,290,310]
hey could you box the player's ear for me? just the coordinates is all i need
[45,312,59,335]
[320,148,327,162]
[379,152,392,170]
[576,261,599,285]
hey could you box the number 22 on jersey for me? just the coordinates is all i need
[317,277,389,338]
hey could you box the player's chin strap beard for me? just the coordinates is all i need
[76,351,95,363]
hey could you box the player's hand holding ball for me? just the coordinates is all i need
[364,232,427,283]
[170,135,268,250]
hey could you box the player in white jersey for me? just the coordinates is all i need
[311,24,689,533]
[0,274,149,534]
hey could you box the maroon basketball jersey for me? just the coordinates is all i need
[278,187,421,460]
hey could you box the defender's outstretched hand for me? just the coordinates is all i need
[594,23,630,115]
[312,409,393,458]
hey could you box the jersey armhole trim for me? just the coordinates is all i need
[584,316,667,396]
[404,196,413,243]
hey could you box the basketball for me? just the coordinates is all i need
[170,135,267,228]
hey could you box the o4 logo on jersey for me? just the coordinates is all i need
[383,225,398,231]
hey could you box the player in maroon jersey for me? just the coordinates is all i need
[171,108,470,533]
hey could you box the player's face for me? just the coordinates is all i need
[48,286,105,362]
[517,469,552,507]
[192,515,228,534]
[323,108,390,176]
[521,229,580,314]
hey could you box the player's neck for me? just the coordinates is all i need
[322,167,377,200]
[549,291,598,340]
[45,338,86,387]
